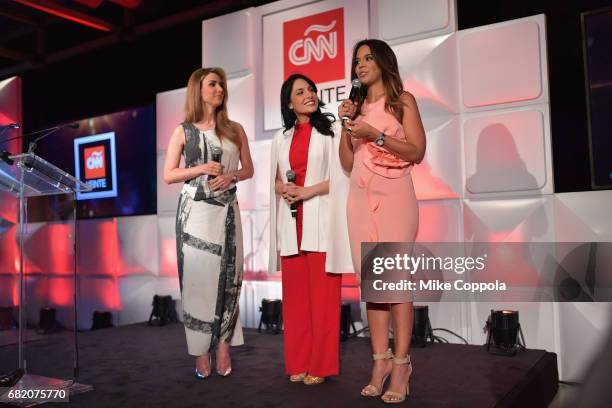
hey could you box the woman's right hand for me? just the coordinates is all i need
[198,162,224,176]
[281,182,295,205]
[338,99,356,119]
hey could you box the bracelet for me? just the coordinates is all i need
[232,174,239,183]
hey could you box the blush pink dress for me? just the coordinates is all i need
[347,97,419,277]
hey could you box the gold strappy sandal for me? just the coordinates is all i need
[381,355,412,404]
[361,348,393,397]
[303,374,325,385]
[289,373,307,382]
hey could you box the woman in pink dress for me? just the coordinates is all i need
[338,39,426,403]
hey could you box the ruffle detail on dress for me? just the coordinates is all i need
[362,143,412,178]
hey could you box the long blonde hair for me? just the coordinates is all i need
[184,67,240,148]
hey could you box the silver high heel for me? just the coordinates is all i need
[194,355,211,379]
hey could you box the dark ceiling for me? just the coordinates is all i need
[0,0,275,79]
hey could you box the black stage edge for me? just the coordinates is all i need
[0,323,558,407]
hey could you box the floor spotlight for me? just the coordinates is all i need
[258,299,282,334]
[91,311,113,330]
[412,305,435,347]
[0,306,15,330]
[148,295,178,326]
[37,307,59,334]
[485,310,526,356]
[340,302,357,341]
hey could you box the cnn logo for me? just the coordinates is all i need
[283,8,345,83]
[84,145,106,179]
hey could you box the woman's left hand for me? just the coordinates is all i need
[345,120,378,141]
[285,185,314,204]
[208,173,233,191]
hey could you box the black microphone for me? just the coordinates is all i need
[342,79,362,123]
[286,169,297,218]
[24,123,80,153]
[210,146,222,179]
[0,123,21,139]
[0,124,21,165]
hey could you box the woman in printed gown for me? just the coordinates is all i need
[164,67,254,379]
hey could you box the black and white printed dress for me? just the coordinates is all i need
[176,122,244,356]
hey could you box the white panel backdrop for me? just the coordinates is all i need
[150,1,611,382]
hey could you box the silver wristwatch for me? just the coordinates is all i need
[374,132,386,146]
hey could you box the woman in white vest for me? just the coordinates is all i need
[269,73,351,385]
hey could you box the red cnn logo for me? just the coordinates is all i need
[84,145,106,179]
[283,7,345,83]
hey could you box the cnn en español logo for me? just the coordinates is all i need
[74,132,118,200]
[283,7,345,84]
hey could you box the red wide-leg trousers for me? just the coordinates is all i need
[280,213,342,377]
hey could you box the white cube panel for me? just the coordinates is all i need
[373,0,454,43]
[463,196,555,243]
[202,8,254,77]
[554,191,612,242]
[394,33,460,121]
[156,87,186,152]
[459,16,547,110]
[227,74,256,141]
[412,117,463,200]
[415,199,463,242]
[463,105,552,197]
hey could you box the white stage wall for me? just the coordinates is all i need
[0,1,608,385]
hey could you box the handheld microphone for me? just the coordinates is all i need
[286,169,297,218]
[342,79,362,123]
[210,146,222,179]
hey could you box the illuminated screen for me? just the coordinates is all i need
[583,9,612,189]
[27,106,156,220]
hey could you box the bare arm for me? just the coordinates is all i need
[338,101,356,172]
[345,92,426,164]
[383,92,426,163]
[163,125,222,184]
[230,122,254,181]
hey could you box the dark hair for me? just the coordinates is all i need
[350,39,405,123]
[280,73,335,136]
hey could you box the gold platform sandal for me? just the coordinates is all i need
[303,374,325,385]
[361,348,393,397]
[381,355,412,404]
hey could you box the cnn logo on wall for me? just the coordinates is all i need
[283,7,345,83]
[84,145,106,179]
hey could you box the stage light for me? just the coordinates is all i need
[412,305,435,347]
[485,310,526,356]
[340,302,357,341]
[37,307,58,334]
[258,299,282,334]
[148,295,178,326]
[91,311,113,330]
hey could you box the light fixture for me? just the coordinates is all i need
[485,310,526,356]
[258,299,282,334]
[412,305,434,347]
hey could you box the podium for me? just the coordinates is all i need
[0,153,94,405]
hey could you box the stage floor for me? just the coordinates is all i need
[0,323,558,407]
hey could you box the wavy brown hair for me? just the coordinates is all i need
[184,67,240,148]
[350,39,405,123]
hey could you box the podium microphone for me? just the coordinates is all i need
[210,146,222,179]
[0,124,21,165]
[25,123,80,153]
[341,79,362,123]
[286,169,297,218]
